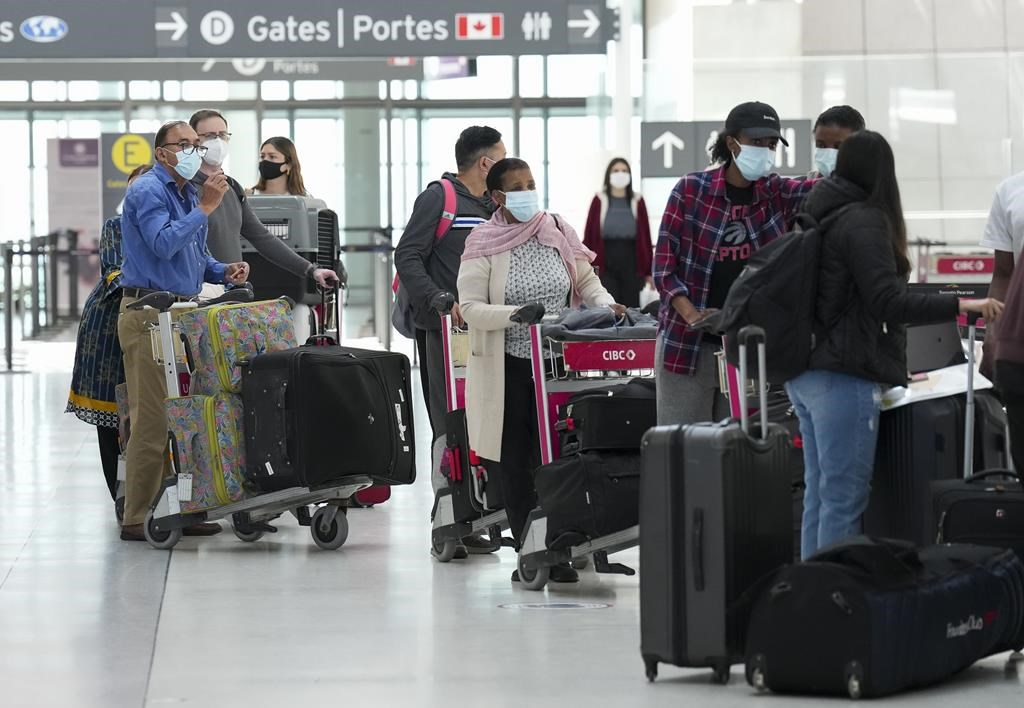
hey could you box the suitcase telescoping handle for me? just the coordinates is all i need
[307,284,342,346]
[964,312,980,478]
[737,325,769,440]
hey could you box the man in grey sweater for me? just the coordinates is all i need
[189,109,339,291]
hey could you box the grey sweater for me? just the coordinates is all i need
[192,171,314,278]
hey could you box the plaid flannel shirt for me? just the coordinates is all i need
[653,166,817,375]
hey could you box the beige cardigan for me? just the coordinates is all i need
[458,250,615,461]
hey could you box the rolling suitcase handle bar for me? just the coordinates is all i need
[307,284,343,346]
[737,325,769,439]
[964,312,979,477]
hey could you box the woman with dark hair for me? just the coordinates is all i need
[250,137,308,196]
[458,157,624,583]
[790,130,1002,559]
[654,101,815,427]
[582,157,653,306]
[66,163,153,515]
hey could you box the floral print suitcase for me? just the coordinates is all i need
[165,392,249,513]
[179,298,296,396]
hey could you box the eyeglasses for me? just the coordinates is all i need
[198,131,232,141]
[160,142,208,156]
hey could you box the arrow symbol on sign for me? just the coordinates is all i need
[155,11,188,42]
[652,131,685,170]
[568,8,601,39]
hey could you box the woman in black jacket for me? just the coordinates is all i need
[789,130,1002,559]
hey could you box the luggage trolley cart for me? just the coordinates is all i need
[516,322,657,591]
[430,313,511,562]
[129,290,373,551]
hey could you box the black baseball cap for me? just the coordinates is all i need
[725,101,789,146]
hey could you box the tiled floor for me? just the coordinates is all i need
[1,347,1023,707]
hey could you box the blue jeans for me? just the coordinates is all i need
[785,369,882,560]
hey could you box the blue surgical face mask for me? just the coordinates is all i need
[500,190,541,222]
[168,148,202,180]
[732,142,775,181]
[814,147,839,177]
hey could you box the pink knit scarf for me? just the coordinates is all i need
[461,209,595,283]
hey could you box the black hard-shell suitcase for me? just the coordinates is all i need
[555,379,656,455]
[863,395,963,545]
[241,344,415,491]
[930,315,1024,555]
[533,451,639,548]
[639,326,793,683]
[744,537,1024,699]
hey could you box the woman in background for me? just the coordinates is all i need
[249,137,309,196]
[66,164,152,513]
[582,157,653,307]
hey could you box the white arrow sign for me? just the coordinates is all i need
[568,8,601,39]
[156,11,188,42]
[651,131,685,170]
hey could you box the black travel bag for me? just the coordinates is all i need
[867,315,1011,545]
[639,326,793,683]
[241,342,415,492]
[745,536,1024,699]
[929,314,1024,556]
[532,450,640,549]
[555,378,656,455]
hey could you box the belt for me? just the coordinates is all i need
[122,287,194,302]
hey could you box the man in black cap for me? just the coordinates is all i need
[653,100,818,426]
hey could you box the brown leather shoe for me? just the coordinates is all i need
[120,523,146,541]
[182,522,222,536]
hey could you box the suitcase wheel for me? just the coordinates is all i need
[310,505,349,551]
[844,662,864,700]
[643,656,658,682]
[711,663,731,685]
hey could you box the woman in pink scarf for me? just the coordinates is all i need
[457,158,624,584]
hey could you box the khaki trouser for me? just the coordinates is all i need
[117,296,172,526]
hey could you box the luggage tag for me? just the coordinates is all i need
[177,472,193,502]
[116,455,127,482]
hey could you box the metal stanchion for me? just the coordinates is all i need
[46,232,59,329]
[29,236,41,336]
[372,231,393,352]
[3,243,13,372]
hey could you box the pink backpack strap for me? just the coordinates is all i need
[435,177,457,240]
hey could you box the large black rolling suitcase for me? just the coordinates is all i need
[241,343,415,492]
[555,379,656,455]
[639,326,793,683]
[867,318,1011,546]
[930,314,1024,556]
[744,537,1024,699]
[863,395,963,544]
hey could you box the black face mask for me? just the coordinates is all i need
[259,160,286,181]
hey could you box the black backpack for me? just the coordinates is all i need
[707,208,847,384]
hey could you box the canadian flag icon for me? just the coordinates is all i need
[455,13,505,40]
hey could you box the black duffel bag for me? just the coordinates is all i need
[555,378,656,455]
[745,536,1024,699]
[533,451,640,549]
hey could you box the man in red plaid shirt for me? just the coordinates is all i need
[653,101,819,425]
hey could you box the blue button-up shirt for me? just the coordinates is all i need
[120,163,226,296]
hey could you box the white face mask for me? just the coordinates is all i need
[813,147,839,177]
[609,171,631,189]
[202,137,228,167]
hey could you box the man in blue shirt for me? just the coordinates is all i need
[117,120,248,541]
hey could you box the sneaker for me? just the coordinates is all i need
[461,533,500,554]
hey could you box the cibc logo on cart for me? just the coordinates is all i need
[0,15,70,43]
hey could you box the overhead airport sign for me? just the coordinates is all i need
[640,120,813,179]
[0,58,422,81]
[0,1,619,60]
